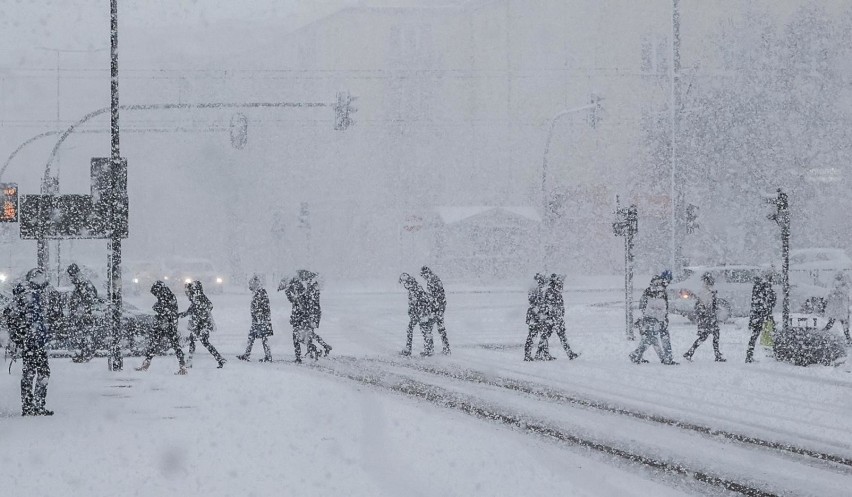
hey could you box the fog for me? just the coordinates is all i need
[1,0,850,285]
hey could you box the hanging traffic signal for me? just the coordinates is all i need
[0,183,18,222]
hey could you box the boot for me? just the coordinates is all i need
[217,358,226,369]
[258,355,272,363]
[400,349,411,357]
[441,346,451,355]
[567,350,579,360]
[186,355,193,369]
[21,392,35,416]
[323,344,333,357]
[236,354,250,361]
[524,355,534,362]
[135,358,151,371]
[176,365,187,375]
[683,351,693,362]
[715,355,727,362]
[33,384,50,415]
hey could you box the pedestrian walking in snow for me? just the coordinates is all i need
[137,281,187,374]
[630,273,677,365]
[303,271,332,357]
[179,281,225,368]
[822,272,851,344]
[421,266,450,354]
[67,263,99,363]
[535,274,579,360]
[238,275,274,362]
[399,272,436,356]
[278,269,319,363]
[13,269,55,415]
[745,271,776,363]
[524,273,547,361]
[683,273,726,362]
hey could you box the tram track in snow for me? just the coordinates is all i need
[288,355,852,496]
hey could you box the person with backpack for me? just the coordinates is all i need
[137,281,187,374]
[535,274,579,361]
[630,273,677,365]
[421,266,450,355]
[524,273,547,361]
[238,275,273,362]
[399,273,435,357]
[180,281,225,368]
[280,271,316,363]
[303,271,332,357]
[683,272,726,362]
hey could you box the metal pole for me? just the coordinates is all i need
[669,0,681,276]
[626,206,637,341]
[779,190,790,336]
[108,0,123,371]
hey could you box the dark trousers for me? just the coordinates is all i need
[21,346,50,414]
[73,318,96,360]
[433,313,450,352]
[146,331,186,367]
[536,322,575,358]
[292,327,318,361]
[245,335,271,360]
[685,326,721,359]
[188,330,224,364]
[631,319,664,362]
[524,323,540,359]
[403,316,434,355]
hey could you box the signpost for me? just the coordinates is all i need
[614,198,638,341]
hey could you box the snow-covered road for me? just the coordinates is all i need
[2,284,851,496]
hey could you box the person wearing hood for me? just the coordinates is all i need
[746,271,777,363]
[524,273,547,361]
[399,273,435,356]
[179,281,225,368]
[421,266,450,355]
[137,280,187,374]
[280,271,317,363]
[822,272,851,344]
[18,268,55,415]
[238,275,273,362]
[535,274,579,361]
[683,272,726,362]
[302,271,332,357]
[630,272,677,365]
[67,263,99,363]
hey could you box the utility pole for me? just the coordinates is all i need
[669,0,682,277]
[614,198,638,341]
[107,0,124,371]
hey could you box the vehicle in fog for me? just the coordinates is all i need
[166,258,226,294]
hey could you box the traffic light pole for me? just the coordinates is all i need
[108,0,123,371]
[767,189,790,339]
[614,200,638,341]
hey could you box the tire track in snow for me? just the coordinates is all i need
[297,357,784,497]
[360,356,852,471]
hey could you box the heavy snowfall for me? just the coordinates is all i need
[2,1,852,496]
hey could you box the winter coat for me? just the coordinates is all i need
[639,285,668,324]
[184,292,214,334]
[824,282,849,322]
[406,281,434,324]
[423,270,447,315]
[543,285,565,327]
[526,284,546,326]
[19,286,52,349]
[694,288,719,334]
[69,279,99,327]
[305,280,321,329]
[284,278,310,328]
[749,279,776,322]
[250,288,273,337]
[152,286,180,340]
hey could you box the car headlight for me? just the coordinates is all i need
[133,278,139,284]
[680,291,690,299]
[164,276,169,281]
[216,277,223,284]
[0,273,7,282]
[184,278,192,284]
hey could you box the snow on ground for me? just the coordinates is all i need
[2,281,852,496]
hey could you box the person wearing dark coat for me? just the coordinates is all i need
[683,273,726,362]
[536,274,579,360]
[303,271,332,357]
[16,269,54,416]
[399,273,435,356]
[630,274,677,365]
[746,272,776,363]
[524,273,547,361]
[420,266,450,355]
[136,281,187,374]
[67,263,99,363]
[238,275,273,362]
[280,272,317,363]
[180,281,225,368]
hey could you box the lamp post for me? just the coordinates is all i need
[540,100,602,269]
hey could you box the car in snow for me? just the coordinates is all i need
[127,260,170,296]
[166,258,226,294]
[789,248,852,288]
[667,265,828,322]
[0,267,157,357]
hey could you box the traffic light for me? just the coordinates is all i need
[686,203,699,234]
[334,91,357,131]
[0,183,18,222]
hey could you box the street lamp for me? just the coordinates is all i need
[540,97,603,269]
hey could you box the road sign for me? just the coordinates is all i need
[20,194,98,239]
[0,183,18,222]
[91,157,128,238]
